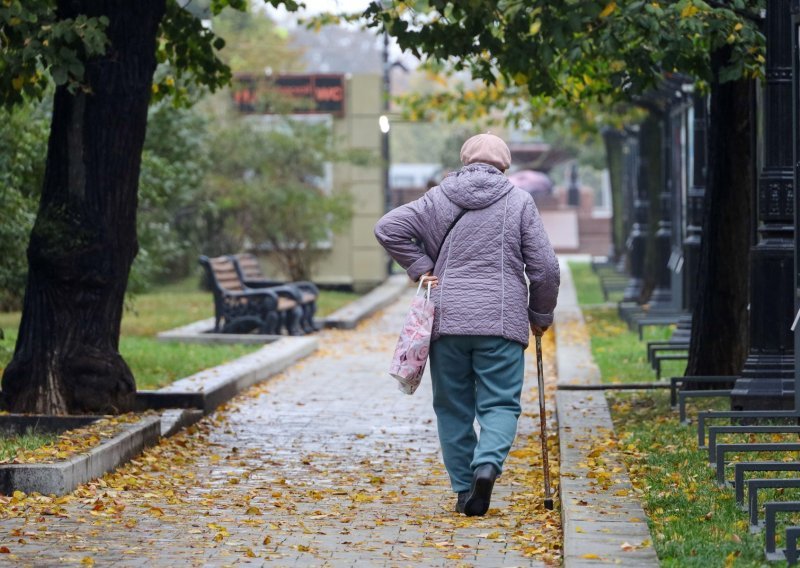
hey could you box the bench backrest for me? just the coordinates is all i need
[203,255,245,293]
[232,253,266,282]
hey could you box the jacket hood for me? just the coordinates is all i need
[439,163,515,210]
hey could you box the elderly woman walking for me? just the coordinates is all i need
[374,134,560,516]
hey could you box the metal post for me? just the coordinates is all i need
[683,93,708,313]
[601,128,627,263]
[792,0,800,412]
[567,163,581,206]
[649,101,676,311]
[382,31,391,212]
[382,30,393,276]
[622,127,647,303]
[620,128,638,273]
[670,93,708,343]
[734,0,796,409]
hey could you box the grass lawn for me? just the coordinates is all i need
[569,260,790,566]
[608,391,772,566]
[568,260,611,305]
[0,431,57,463]
[0,279,362,390]
[568,261,683,382]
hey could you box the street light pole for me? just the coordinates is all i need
[381,29,393,276]
[733,0,796,410]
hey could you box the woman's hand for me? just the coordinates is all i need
[420,271,439,288]
[530,324,549,336]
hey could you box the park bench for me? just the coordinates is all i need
[230,253,319,334]
[198,255,304,335]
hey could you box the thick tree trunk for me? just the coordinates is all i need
[1,1,165,414]
[685,66,753,376]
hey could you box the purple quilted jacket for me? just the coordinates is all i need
[374,163,560,347]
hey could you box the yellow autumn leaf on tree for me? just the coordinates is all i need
[529,20,542,35]
[681,4,699,18]
[599,2,616,18]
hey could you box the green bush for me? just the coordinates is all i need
[129,102,212,293]
[204,117,370,281]
[0,99,49,310]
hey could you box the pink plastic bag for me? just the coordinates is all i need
[389,281,434,394]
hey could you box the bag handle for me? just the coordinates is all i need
[416,279,433,303]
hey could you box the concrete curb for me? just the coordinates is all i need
[157,336,318,414]
[554,260,659,567]
[156,318,283,344]
[159,408,205,438]
[0,415,161,496]
[321,274,410,329]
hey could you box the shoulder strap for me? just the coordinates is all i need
[433,209,467,264]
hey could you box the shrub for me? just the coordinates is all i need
[0,99,49,310]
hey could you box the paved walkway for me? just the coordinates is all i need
[0,290,560,566]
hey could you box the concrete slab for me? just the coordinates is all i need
[554,259,659,567]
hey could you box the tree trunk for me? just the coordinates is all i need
[685,61,753,376]
[1,0,165,414]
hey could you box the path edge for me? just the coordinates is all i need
[554,260,659,567]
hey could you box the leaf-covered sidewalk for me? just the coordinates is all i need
[0,290,561,567]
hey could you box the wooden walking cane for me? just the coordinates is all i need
[535,335,554,510]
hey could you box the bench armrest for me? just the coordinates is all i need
[243,278,286,288]
[291,281,319,297]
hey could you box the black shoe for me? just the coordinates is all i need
[455,491,469,514]
[464,464,498,517]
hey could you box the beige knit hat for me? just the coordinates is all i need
[459,133,512,171]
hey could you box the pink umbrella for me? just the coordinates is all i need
[508,170,554,195]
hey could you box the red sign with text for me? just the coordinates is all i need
[232,74,345,116]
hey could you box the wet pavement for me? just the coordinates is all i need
[0,290,560,567]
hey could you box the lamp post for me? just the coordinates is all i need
[379,11,393,277]
[683,93,707,314]
[381,29,392,218]
[732,0,795,410]
[622,126,646,303]
[601,128,627,264]
[567,163,580,207]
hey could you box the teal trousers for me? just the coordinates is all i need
[429,335,525,493]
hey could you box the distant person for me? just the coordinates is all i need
[374,133,560,516]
